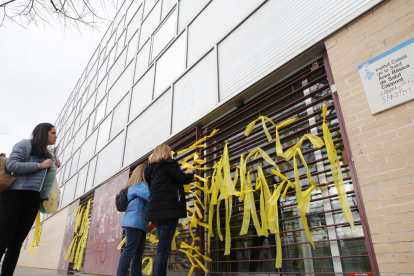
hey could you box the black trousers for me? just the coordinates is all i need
[0,190,40,276]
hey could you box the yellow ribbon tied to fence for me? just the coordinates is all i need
[244,116,298,157]
[293,151,315,249]
[117,237,126,250]
[177,129,219,155]
[142,257,154,275]
[29,209,41,255]
[322,104,355,230]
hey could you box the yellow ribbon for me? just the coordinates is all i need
[245,116,299,157]
[244,147,280,173]
[142,257,154,275]
[29,209,41,255]
[322,104,355,229]
[117,237,126,250]
[283,134,324,161]
[293,152,315,249]
[177,129,219,155]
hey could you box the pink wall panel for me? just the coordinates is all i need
[83,170,129,275]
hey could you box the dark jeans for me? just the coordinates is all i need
[0,190,40,276]
[116,227,146,276]
[152,219,179,276]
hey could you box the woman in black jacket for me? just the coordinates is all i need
[144,144,194,276]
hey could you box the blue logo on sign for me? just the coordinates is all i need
[364,71,374,80]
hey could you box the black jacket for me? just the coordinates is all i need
[144,159,194,222]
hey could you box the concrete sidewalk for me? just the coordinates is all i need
[13,267,59,276]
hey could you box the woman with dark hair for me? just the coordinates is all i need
[0,123,60,276]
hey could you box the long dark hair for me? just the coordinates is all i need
[30,123,54,159]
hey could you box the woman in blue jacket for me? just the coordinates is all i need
[117,164,150,276]
[0,123,60,276]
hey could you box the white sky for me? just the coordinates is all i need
[0,8,118,156]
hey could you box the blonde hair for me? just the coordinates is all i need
[126,164,147,187]
[149,144,172,163]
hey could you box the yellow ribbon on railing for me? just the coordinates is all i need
[268,182,285,268]
[256,166,272,236]
[29,209,41,255]
[147,234,159,244]
[142,257,154,275]
[243,147,280,173]
[322,104,355,229]
[271,169,295,198]
[239,171,263,236]
[245,116,299,157]
[179,239,211,275]
[283,134,324,161]
[73,199,91,270]
[171,230,180,250]
[275,118,299,157]
[117,237,126,250]
[293,152,315,249]
[177,129,219,155]
[63,200,92,270]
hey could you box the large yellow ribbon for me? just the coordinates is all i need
[245,116,299,157]
[283,134,324,161]
[29,209,41,255]
[177,129,219,155]
[322,104,355,229]
[63,199,92,271]
[142,257,154,275]
[267,183,285,268]
[243,147,280,173]
[293,152,315,249]
[117,237,126,250]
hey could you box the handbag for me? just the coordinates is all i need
[0,156,17,193]
[0,155,31,193]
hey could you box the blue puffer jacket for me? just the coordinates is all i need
[5,139,48,192]
[122,182,150,232]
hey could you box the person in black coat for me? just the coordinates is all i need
[144,144,194,276]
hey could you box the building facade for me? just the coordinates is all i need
[17,0,414,275]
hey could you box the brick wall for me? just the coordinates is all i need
[17,206,69,270]
[325,0,414,275]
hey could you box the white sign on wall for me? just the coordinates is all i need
[358,37,414,114]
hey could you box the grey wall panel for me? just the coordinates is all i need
[96,113,112,153]
[124,89,172,166]
[110,93,129,140]
[139,1,161,49]
[130,65,155,122]
[78,129,98,169]
[73,121,88,153]
[178,0,209,32]
[172,50,218,135]
[151,9,177,61]
[94,131,124,186]
[153,31,186,99]
[106,62,134,114]
[218,0,383,101]
[187,0,264,66]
